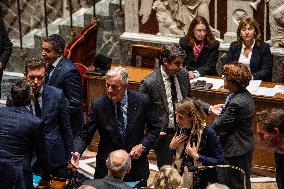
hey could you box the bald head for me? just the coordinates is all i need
[106,149,131,177]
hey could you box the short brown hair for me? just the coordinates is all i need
[257,109,284,134]
[223,62,252,89]
[24,57,46,75]
[237,17,261,46]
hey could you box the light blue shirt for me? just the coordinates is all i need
[114,90,128,129]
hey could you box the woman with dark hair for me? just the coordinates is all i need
[212,63,255,189]
[179,16,220,78]
[225,17,273,81]
[169,98,224,189]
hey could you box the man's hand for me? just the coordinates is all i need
[210,104,224,115]
[188,71,195,79]
[169,133,188,150]
[129,144,144,159]
[69,152,80,170]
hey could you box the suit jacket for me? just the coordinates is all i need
[83,176,132,189]
[41,85,74,168]
[46,57,83,136]
[74,90,160,182]
[139,68,211,131]
[0,18,12,67]
[212,89,255,157]
[179,37,220,76]
[225,41,273,81]
[0,106,50,189]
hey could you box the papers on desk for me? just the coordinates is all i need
[191,77,284,97]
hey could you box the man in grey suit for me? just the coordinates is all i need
[24,58,73,182]
[81,149,132,189]
[139,44,217,168]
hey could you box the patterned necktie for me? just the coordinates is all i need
[34,92,42,118]
[169,76,177,128]
[116,102,125,138]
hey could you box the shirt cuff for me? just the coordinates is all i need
[193,70,201,78]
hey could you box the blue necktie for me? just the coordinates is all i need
[221,93,233,114]
[46,64,54,83]
[116,102,125,138]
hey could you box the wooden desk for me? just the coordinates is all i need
[86,67,284,177]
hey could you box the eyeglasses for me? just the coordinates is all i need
[194,29,208,34]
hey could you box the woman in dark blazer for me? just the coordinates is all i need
[179,16,220,78]
[169,98,224,189]
[212,63,255,189]
[225,17,273,81]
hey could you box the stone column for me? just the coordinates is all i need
[124,0,139,33]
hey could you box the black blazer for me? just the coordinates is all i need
[225,41,273,81]
[0,106,50,189]
[47,57,83,136]
[74,90,160,182]
[212,89,255,157]
[179,37,220,76]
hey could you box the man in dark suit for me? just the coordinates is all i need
[24,58,74,181]
[41,34,83,136]
[139,43,217,168]
[81,149,132,189]
[0,80,50,189]
[0,17,13,98]
[71,67,160,187]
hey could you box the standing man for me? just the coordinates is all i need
[139,44,214,168]
[71,67,160,187]
[41,34,83,136]
[24,58,74,183]
[256,108,284,189]
[0,80,50,189]
[0,16,13,98]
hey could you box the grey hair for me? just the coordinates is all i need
[206,183,230,189]
[106,66,128,85]
[106,151,131,173]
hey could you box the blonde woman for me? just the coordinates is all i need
[153,165,182,189]
[170,98,224,189]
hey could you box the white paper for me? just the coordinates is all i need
[246,80,262,93]
[252,87,278,96]
[274,85,284,94]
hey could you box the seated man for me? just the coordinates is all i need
[81,149,132,189]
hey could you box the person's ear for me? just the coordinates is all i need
[273,127,280,136]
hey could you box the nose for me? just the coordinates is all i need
[107,86,113,93]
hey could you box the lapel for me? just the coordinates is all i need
[176,70,188,98]
[157,69,169,113]
[41,86,50,119]
[125,91,138,137]
[250,44,259,70]
[103,96,124,144]
[48,59,63,85]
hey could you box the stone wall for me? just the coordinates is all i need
[0,0,92,38]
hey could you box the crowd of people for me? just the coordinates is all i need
[0,10,283,189]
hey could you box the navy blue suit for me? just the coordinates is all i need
[0,106,50,189]
[74,91,160,185]
[40,85,74,176]
[225,41,273,81]
[46,57,83,136]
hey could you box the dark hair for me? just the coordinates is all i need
[236,17,261,46]
[223,62,252,89]
[11,80,32,107]
[160,43,185,65]
[257,109,284,134]
[25,57,46,74]
[185,16,216,47]
[43,34,65,53]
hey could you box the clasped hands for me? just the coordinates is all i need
[169,133,199,160]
